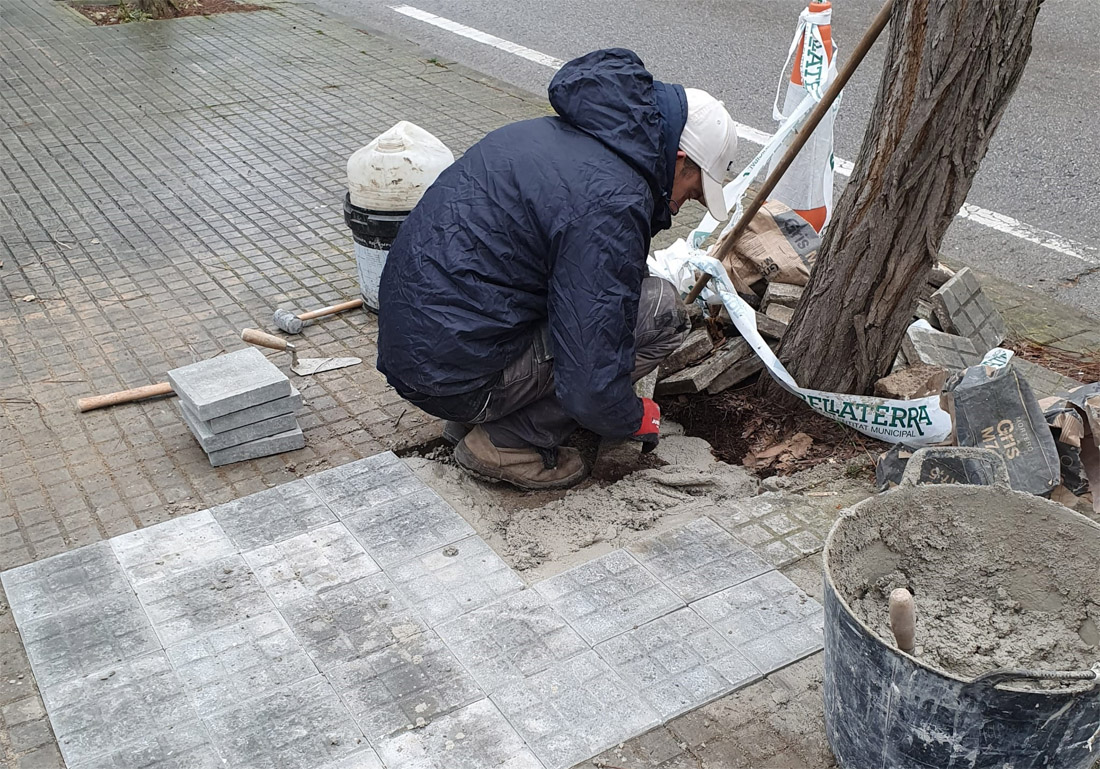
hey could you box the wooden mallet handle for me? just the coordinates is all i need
[241,328,290,351]
[77,382,174,413]
[299,298,364,321]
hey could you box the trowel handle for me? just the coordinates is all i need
[241,328,292,352]
[966,667,1100,691]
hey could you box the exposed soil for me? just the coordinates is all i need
[662,388,884,479]
[829,485,1100,687]
[74,0,266,25]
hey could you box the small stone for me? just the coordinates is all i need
[21,294,35,302]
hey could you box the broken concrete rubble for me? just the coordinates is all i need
[765,303,795,325]
[655,339,751,396]
[902,324,982,371]
[873,364,948,400]
[762,282,804,311]
[931,266,1006,352]
[658,329,713,377]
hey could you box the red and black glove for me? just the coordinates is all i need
[632,397,661,453]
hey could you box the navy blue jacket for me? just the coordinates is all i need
[377,49,686,438]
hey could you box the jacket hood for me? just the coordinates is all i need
[548,48,686,232]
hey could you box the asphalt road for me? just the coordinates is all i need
[315,0,1099,320]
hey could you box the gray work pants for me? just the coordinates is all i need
[473,276,689,449]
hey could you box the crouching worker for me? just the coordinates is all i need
[377,48,739,490]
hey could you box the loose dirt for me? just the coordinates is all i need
[829,485,1100,686]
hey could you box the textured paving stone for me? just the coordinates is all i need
[932,267,1007,352]
[67,723,221,769]
[179,403,299,452]
[244,523,380,607]
[342,488,475,568]
[435,589,588,695]
[327,631,484,742]
[111,511,235,585]
[534,550,684,645]
[627,518,770,602]
[165,611,317,714]
[18,591,159,689]
[386,537,524,626]
[1,542,129,625]
[594,607,760,721]
[492,650,659,769]
[708,493,851,568]
[692,571,824,674]
[280,572,428,668]
[207,424,306,467]
[374,698,543,769]
[902,325,982,372]
[167,348,292,421]
[133,554,274,646]
[306,453,423,517]
[202,676,368,769]
[1011,357,1082,400]
[181,386,302,434]
[209,479,335,551]
[41,652,199,767]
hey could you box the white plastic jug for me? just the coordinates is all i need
[346,121,454,212]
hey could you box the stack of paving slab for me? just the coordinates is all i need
[168,347,304,466]
[0,451,826,769]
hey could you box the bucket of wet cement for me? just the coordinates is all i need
[822,454,1100,769]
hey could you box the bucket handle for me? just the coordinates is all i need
[900,447,1012,489]
[965,664,1100,691]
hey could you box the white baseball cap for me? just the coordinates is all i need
[679,88,739,221]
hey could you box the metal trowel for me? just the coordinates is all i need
[241,328,361,376]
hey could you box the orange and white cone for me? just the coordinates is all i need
[768,1,839,233]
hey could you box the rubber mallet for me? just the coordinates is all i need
[273,298,364,335]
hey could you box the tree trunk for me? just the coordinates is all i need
[771,0,1041,396]
[135,0,178,18]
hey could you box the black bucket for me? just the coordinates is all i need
[344,193,409,312]
[822,449,1100,769]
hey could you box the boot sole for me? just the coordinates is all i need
[453,441,587,491]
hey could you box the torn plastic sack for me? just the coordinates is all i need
[947,361,1061,496]
[1043,383,1100,510]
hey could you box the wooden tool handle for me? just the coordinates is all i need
[684,0,896,304]
[241,328,289,351]
[299,298,364,321]
[77,382,174,413]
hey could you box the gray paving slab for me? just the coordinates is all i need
[167,347,292,421]
[326,631,484,742]
[279,572,429,669]
[594,607,761,721]
[708,492,850,568]
[491,650,660,769]
[902,324,983,372]
[67,722,221,769]
[533,549,684,645]
[692,571,824,674]
[306,452,424,517]
[201,676,368,769]
[41,651,200,767]
[133,554,275,647]
[18,591,160,689]
[435,590,588,695]
[342,488,476,568]
[179,402,299,452]
[207,424,306,467]
[627,518,770,602]
[386,536,524,626]
[316,752,387,769]
[1,541,129,625]
[110,511,236,585]
[932,266,1007,352]
[209,478,336,551]
[165,611,318,715]
[243,522,380,607]
[181,386,302,434]
[374,698,544,769]
[1011,357,1082,400]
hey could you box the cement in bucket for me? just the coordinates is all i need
[822,451,1100,768]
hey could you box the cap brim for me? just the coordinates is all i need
[701,171,729,221]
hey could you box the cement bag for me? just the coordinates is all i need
[948,363,1060,496]
[724,200,819,291]
[1043,383,1100,507]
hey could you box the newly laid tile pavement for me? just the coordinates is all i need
[1,453,824,769]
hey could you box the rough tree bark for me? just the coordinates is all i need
[771,0,1042,396]
[135,0,178,18]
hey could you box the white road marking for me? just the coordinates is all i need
[390,4,1099,265]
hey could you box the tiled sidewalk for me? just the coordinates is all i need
[2,453,824,769]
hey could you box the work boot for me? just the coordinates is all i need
[454,426,587,490]
[442,421,471,446]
